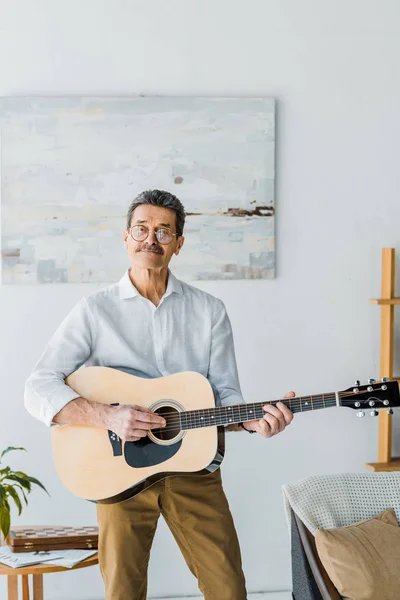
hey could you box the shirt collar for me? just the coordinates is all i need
[119,268,182,300]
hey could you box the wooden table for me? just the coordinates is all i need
[0,554,98,600]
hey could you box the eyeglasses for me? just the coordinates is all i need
[129,225,179,245]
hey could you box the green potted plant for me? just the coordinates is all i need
[0,446,49,541]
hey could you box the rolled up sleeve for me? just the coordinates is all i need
[24,297,93,427]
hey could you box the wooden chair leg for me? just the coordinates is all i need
[22,574,30,600]
[32,574,43,600]
[7,575,18,600]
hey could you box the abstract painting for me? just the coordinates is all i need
[0,97,275,283]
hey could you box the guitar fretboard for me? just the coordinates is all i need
[179,394,339,430]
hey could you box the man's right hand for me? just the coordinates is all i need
[106,404,166,442]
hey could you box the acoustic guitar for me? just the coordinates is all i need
[51,367,400,504]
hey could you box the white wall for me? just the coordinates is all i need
[1,1,400,598]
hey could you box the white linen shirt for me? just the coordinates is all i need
[24,269,244,427]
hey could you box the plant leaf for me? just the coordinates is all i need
[0,499,11,539]
[13,471,28,479]
[0,484,5,504]
[0,467,11,480]
[13,472,49,496]
[5,486,22,516]
[0,447,26,462]
[12,484,28,505]
[5,475,31,492]
[26,476,49,496]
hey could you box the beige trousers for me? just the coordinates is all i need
[96,469,247,600]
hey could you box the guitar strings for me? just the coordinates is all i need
[151,391,384,424]
[151,390,347,423]
[142,389,389,434]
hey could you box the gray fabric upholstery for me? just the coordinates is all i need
[291,509,324,600]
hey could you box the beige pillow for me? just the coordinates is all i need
[315,508,400,600]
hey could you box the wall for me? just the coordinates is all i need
[1,1,399,597]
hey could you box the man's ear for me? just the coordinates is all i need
[123,230,129,249]
[175,236,185,255]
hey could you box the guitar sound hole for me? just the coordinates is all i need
[151,406,181,441]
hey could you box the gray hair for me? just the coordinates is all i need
[126,189,186,236]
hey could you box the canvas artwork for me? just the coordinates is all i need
[0,97,275,284]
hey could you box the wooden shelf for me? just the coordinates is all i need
[366,248,398,472]
[369,298,400,305]
[366,458,400,472]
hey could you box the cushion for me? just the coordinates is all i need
[315,508,400,600]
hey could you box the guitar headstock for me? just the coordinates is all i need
[340,378,400,417]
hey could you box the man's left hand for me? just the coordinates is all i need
[243,391,295,437]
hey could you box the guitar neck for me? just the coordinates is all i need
[179,392,339,430]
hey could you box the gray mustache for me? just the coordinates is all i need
[136,245,164,255]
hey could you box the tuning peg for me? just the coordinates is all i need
[367,378,376,384]
[355,380,361,386]
[356,411,365,418]
[370,410,379,417]
[387,409,394,415]
[382,377,390,383]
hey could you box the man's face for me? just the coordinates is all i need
[123,204,184,271]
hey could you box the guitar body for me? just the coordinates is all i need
[51,367,224,504]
